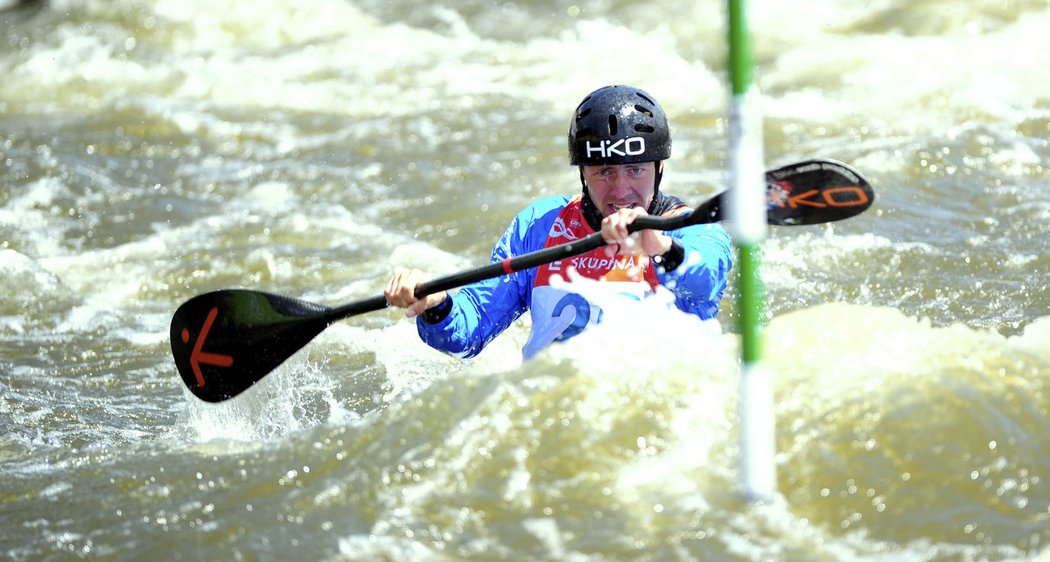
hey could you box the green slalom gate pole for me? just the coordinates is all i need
[727,0,776,503]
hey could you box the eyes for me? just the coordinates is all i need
[587,165,652,180]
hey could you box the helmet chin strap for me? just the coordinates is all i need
[579,169,603,231]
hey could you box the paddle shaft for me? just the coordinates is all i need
[325,196,720,322]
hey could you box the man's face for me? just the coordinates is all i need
[581,161,659,217]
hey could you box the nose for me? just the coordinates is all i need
[608,171,632,196]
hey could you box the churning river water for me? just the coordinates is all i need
[1,0,1049,560]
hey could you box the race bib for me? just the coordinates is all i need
[522,196,659,359]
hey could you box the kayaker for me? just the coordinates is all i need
[384,84,733,359]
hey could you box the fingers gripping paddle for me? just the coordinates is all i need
[171,159,874,402]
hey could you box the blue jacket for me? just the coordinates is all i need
[416,195,733,358]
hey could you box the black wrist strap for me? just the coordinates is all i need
[420,296,453,324]
[653,238,684,272]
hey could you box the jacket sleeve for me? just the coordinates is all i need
[414,198,565,358]
[656,223,733,320]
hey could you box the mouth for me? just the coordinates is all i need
[609,203,637,212]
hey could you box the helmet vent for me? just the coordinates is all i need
[607,115,618,135]
[635,124,655,133]
[634,104,654,118]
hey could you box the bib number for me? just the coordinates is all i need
[551,293,602,342]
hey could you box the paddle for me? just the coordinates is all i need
[171,158,874,402]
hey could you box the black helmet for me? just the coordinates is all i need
[568,85,672,166]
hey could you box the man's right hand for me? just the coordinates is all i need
[384,268,448,318]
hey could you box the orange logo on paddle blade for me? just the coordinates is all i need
[179,307,234,387]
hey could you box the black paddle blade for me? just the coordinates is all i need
[764,159,874,225]
[170,290,334,402]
